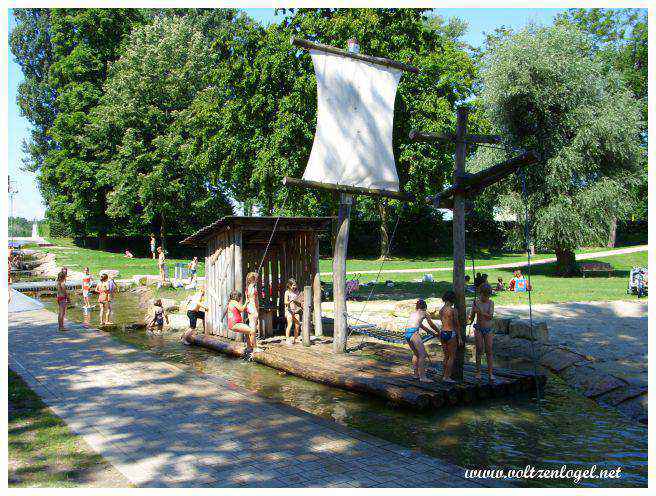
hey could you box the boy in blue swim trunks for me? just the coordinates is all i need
[439,290,462,383]
[405,299,440,382]
[469,283,496,383]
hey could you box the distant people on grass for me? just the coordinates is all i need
[82,267,93,309]
[124,250,134,258]
[245,272,260,335]
[157,246,167,283]
[97,273,112,326]
[439,290,462,383]
[284,278,302,345]
[469,283,496,383]
[150,235,156,260]
[223,290,261,353]
[510,270,530,292]
[56,270,68,331]
[496,277,505,292]
[182,287,207,343]
[148,299,169,334]
[404,299,440,383]
[188,256,198,286]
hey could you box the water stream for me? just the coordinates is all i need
[39,291,647,487]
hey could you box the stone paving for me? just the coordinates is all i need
[8,308,502,488]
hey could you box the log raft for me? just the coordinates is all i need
[186,334,546,410]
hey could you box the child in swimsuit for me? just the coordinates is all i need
[245,272,259,334]
[188,257,198,285]
[223,291,262,353]
[82,267,92,309]
[148,299,169,334]
[56,270,68,331]
[469,282,496,383]
[284,278,302,345]
[404,299,440,382]
[97,273,111,326]
[439,290,462,383]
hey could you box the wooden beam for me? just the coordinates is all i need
[426,151,538,206]
[302,285,312,347]
[313,240,323,337]
[452,107,468,383]
[291,37,419,74]
[409,131,502,145]
[282,176,414,202]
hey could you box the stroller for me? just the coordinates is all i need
[627,267,648,298]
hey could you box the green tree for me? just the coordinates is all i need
[478,24,644,274]
[93,13,234,245]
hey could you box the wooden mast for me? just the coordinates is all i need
[452,107,468,381]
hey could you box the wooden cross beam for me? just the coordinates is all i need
[410,108,538,382]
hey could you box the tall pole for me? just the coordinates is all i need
[452,106,469,382]
[332,193,352,353]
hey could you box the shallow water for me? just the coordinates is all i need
[42,292,647,488]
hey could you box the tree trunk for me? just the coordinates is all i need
[378,199,389,259]
[607,217,617,248]
[159,215,166,251]
[555,247,577,275]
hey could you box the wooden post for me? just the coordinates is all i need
[452,106,469,382]
[313,239,323,336]
[332,193,352,353]
[302,285,312,346]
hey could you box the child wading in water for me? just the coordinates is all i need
[148,299,169,334]
[82,267,92,309]
[469,282,496,383]
[439,290,462,383]
[97,273,111,326]
[404,299,440,382]
[56,270,68,331]
[284,278,302,345]
[224,291,262,353]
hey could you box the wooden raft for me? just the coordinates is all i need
[186,335,546,410]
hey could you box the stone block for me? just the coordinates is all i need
[491,318,511,334]
[508,319,548,342]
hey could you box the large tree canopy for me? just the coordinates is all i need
[478,24,644,273]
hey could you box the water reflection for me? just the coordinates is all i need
[40,292,647,488]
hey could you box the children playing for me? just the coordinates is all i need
[224,291,262,353]
[439,290,462,383]
[284,278,302,345]
[496,277,505,291]
[82,267,92,309]
[245,272,260,334]
[56,270,68,331]
[469,283,496,383]
[97,273,111,326]
[148,299,169,334]
[188,256,199,286]
[404,299,440,382]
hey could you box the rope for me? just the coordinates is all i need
[520,168,543,412]
[257,196,288,274]
[347,315,437,345]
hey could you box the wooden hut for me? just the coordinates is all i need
[180,216,331,339]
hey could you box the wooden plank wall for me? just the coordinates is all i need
[205,230,236,338]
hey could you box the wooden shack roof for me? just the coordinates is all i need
[180,216,333,247]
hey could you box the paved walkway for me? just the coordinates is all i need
[333,245,647,276]
[8,308,500,488]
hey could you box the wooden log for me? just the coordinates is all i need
[452,106,469,382]
[332,193,352,353]
[312,238,323,337]
[290,37,419,74]
[302,285,312,347]
[409,130,502,145]
[282,176,414,202]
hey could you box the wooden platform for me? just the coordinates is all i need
[186,334,546,410]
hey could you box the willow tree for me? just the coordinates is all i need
[479,24,644,274]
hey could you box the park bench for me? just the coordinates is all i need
[579,261,614,278]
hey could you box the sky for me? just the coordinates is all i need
[7,7,566,220]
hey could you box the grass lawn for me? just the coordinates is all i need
[323,251,648,306]
[39,237,204,279]
[8,369,128,487]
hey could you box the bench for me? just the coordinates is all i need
[580,261,614,278]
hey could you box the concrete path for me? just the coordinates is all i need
[8,308,500,488]
[334,245,647,276]
[8,289,44,313]
[496,300,648,387]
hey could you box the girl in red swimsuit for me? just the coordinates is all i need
[224,291,261,353]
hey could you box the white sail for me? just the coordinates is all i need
[303,49,402,192]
